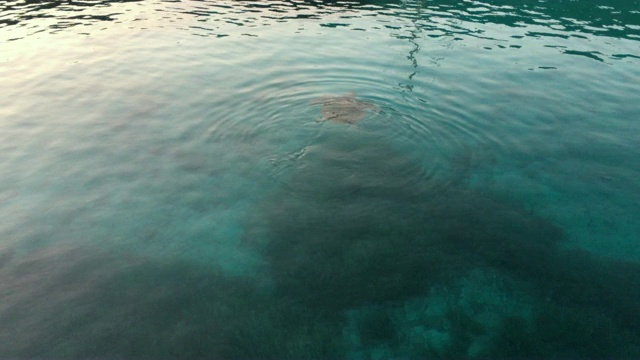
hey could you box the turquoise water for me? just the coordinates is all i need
[1,0,640,357]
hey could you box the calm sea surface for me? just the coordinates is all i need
[1,0,640,358]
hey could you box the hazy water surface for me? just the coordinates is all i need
[1,0,640,358]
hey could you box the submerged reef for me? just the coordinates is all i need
[0,246,344,359]
[250,131,640,358]
[257,133,564,310]
[2,132,639,358]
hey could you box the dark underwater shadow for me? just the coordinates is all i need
[0,245,345,359]
[2,128,639,358]
[1,135,639,359]
[248,130,640,358]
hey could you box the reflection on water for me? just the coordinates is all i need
[1,0,640,358]
[3,0,640,48]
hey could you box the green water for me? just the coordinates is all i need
[1,0,639,358]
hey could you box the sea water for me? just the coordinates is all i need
[1,0,639,358]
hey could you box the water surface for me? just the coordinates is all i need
[1,0,640,358]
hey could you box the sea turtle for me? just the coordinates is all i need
[311,92,379,124]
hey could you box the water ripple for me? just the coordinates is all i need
[3,0,639,46]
